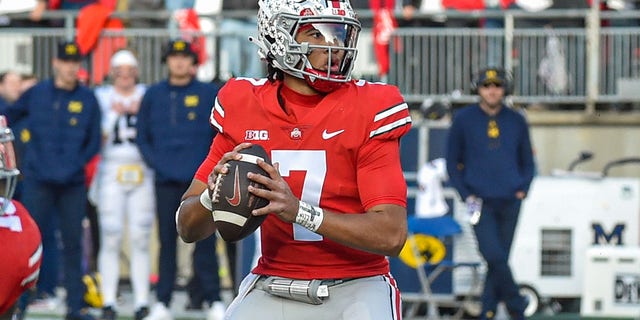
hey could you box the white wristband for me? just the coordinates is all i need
[295,201,324,232]
[200,189,213,211]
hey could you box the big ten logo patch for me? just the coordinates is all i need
[245,130,269,141]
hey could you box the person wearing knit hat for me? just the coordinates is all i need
[93,48,152,320]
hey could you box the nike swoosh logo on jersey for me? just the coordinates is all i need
[226,165,241,206]
[322,129,345,140]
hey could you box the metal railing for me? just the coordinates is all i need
[3,3,640,114]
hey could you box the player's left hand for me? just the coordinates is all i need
[209,142,252,183]
[247,160,299,224]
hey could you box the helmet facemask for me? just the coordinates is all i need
[256,0,361,93]
[0,117,19,215]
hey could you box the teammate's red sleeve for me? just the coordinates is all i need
[0,201,42,315]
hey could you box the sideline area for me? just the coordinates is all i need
[22,287,629,320]
[24,287,235,320]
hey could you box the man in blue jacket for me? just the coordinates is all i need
[4,41,102,320]
[446,67,534,320]
[136,39,225,320]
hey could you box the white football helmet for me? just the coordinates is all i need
[255,0,361,92]
[0,115,19,215]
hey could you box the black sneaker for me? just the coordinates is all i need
[66,308,96,320]
[134,306,149,320]
[102,306,117,320]
[185,301,203,311]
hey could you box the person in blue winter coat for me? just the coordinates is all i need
[136,39,225,320]
[446,67,535,320]
[3,41,102,320]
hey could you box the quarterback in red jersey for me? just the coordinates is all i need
[0,116,42,319]
[176,0,411,319]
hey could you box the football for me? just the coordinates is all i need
[211,144,271,242]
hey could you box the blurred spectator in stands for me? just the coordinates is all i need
[126,0,165,28]
[510,0,588,28]
[401,0,446,27]
[165,0,194,32]
[370,0,398,81]
[218,0,263,79]
[30,0,98,21]
[29,0,118,26]
[442,0,485,28]
[28,0,46,22]
[0,1,41,27]
[165,0,194,11]
[482,0,517,66]
[546,0,590,28]
[0,71,23,107]
[605,0,639,27]
[350,0,372,26]
[483,0,515,29]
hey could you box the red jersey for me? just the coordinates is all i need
[195,78,411,279]
[0,200,42,314]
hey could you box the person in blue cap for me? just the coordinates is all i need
[446,67,534,320]
[136,39,225,320]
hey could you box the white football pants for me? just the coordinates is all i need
[96,161,155,310]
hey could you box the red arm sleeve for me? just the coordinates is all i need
[194,134,237,183]
[357,138,407,210]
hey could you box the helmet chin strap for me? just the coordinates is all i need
[304,72,344,93]
[302,60,345,93]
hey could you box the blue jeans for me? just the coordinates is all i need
[154,181,221,306]
[22,180,88,312]
[473,198,526,319]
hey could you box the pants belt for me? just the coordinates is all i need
[256,276,356,305]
